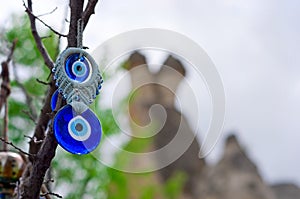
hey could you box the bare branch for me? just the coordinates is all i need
[0,137,33,157]
[5,39,17,63]
[28,84,57,157]
[82,0,99,30]
[0,40,16,151]
[43,178,55,184]
[21,127,58,199]
[22,110,37,124]
[23,0,55,69]
[36,78,51,86]
[40,192,63,199]
[41,184,54,199]
[68,0,84,47]
[37,7,58,17]
[23,3,66,38]
[24,135,34,140]
[41,35,52,40]
[29,10,67,37]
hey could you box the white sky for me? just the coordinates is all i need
[1,0,300,186]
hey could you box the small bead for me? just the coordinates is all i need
[52,67,56,72]
[75,95,80,101]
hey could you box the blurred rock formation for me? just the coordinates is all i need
[196,135,276,199]
[272,183,300,199]
[122,51,300,199]
[125,52,204,198]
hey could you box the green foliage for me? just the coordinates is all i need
[163,172,187,199]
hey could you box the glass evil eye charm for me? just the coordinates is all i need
[53,105,101,154]
[52,48,103,155]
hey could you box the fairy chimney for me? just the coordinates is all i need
[124,52,205,199]
[196,135,276,199]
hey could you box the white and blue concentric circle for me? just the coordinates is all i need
[68,115,91,141]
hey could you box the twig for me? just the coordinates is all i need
[40,192,63,199]
[23,3,67,38]
[24,135,44,144]
[23,0,55,69]
[22,110,37,124]
[24,135,34,140]
[0,40,16,151]
[82,0,99,30]
[36,78,51,86]
[3,100,8,151]
[5,39,17,63]
[37,7,58,17]
[0,137,33,157]
[43,178,54,184]
[41,35,52,40]
[40,184,53,199]
[0,40,16,108]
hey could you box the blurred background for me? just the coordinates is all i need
[0,0,299,198]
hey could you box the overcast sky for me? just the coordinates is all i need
[1,0,300,186]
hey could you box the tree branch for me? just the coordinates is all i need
[0,137,33,157]
[23,0,54,69]
[82,0,99,30]
[68,0,84,47]
[18,0,100,198]
[20,128,58,199]
[0,40,16,151]
[40,191,63,199]
[24,5,67,38]
[37,7,58,18]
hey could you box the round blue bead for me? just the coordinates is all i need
[53,105,102,155]
[65,54,91,83]
[51,90,59,111]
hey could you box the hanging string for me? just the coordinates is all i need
[77,18,84,49]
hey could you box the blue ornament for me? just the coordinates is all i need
[53,104,102,155]
[51,90,59,111]
[52,48,102,105]
[52,48,103,155]
[65,53,91,83]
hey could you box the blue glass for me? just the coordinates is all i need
[51,90,59,111]
[65,54,91,83]
[53,104,102,155]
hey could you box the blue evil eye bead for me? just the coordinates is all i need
[53,48,103,105]
[51,90,59,111]
[53,104,102,155]
[65,54,91,83]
